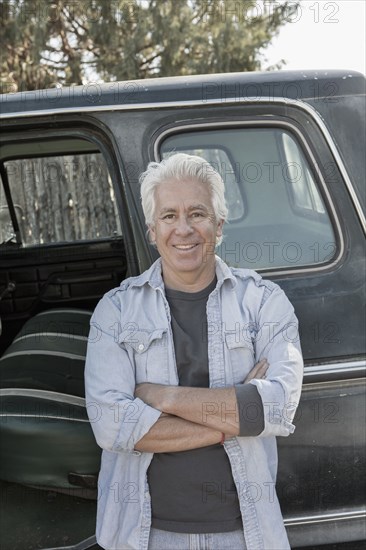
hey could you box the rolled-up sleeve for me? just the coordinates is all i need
[84,293,162,453]
[249,284,304,438]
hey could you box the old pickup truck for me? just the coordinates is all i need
[0,69,365,549]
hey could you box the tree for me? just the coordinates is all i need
[0,0,299,93]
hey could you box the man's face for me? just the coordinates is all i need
[150,178,223,290]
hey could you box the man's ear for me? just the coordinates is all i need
[216,219,224,238]
[148,224,156,244]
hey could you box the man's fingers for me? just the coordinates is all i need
[256,358,268,370]
[252,359,269,376]
[244,358,269,383]
[258,359,269,373]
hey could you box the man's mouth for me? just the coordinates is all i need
[173,244,199,250]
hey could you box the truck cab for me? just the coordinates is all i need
[0,69,365,549]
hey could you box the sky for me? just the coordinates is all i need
[264,0,366,74]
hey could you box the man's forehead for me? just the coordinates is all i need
[155,179,213,206]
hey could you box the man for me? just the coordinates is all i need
[85,153,303,550]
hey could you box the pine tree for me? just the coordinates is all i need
[0,0,299,93]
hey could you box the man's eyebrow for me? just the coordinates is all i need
[187,204,210,211]
[158,207,177,214]
[157,204,210,214]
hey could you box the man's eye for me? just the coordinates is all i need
[162,214,175,220]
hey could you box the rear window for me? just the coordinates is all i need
[160,127,337,270]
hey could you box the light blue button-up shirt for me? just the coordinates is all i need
[85,257,303,550]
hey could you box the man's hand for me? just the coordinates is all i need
[244,358,269,383]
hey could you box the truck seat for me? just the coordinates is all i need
[0,309,101,496]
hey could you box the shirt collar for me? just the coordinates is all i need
[214,255,237,289]
[128,256,237,291]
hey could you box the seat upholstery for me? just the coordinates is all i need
[0,309,92,396]
[0,309,101,495]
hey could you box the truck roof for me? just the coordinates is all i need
[0,69,365,117]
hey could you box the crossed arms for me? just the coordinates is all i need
[134,359,268,453]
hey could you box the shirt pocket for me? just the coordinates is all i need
[118,328,169,384]
[224,331,255,385]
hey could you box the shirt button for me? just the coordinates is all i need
[138,343,145,351]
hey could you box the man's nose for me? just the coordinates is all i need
[174,215,194,235]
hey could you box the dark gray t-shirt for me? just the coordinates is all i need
[147,277,264,533]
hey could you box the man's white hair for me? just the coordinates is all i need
[140,153,228,244]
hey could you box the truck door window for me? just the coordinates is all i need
[160,127,337,270]
[3,141,122,247]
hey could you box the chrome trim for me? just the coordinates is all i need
[303,358,366,379]
[154,118,346,277]
[301,378,365,394]
[285,509,366,527]
[1,97,283,118]
[0,388,86,406]
[1,96,364,235]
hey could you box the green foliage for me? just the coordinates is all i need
[0,0,299,92]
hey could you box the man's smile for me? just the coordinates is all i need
[173,244,199,250]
